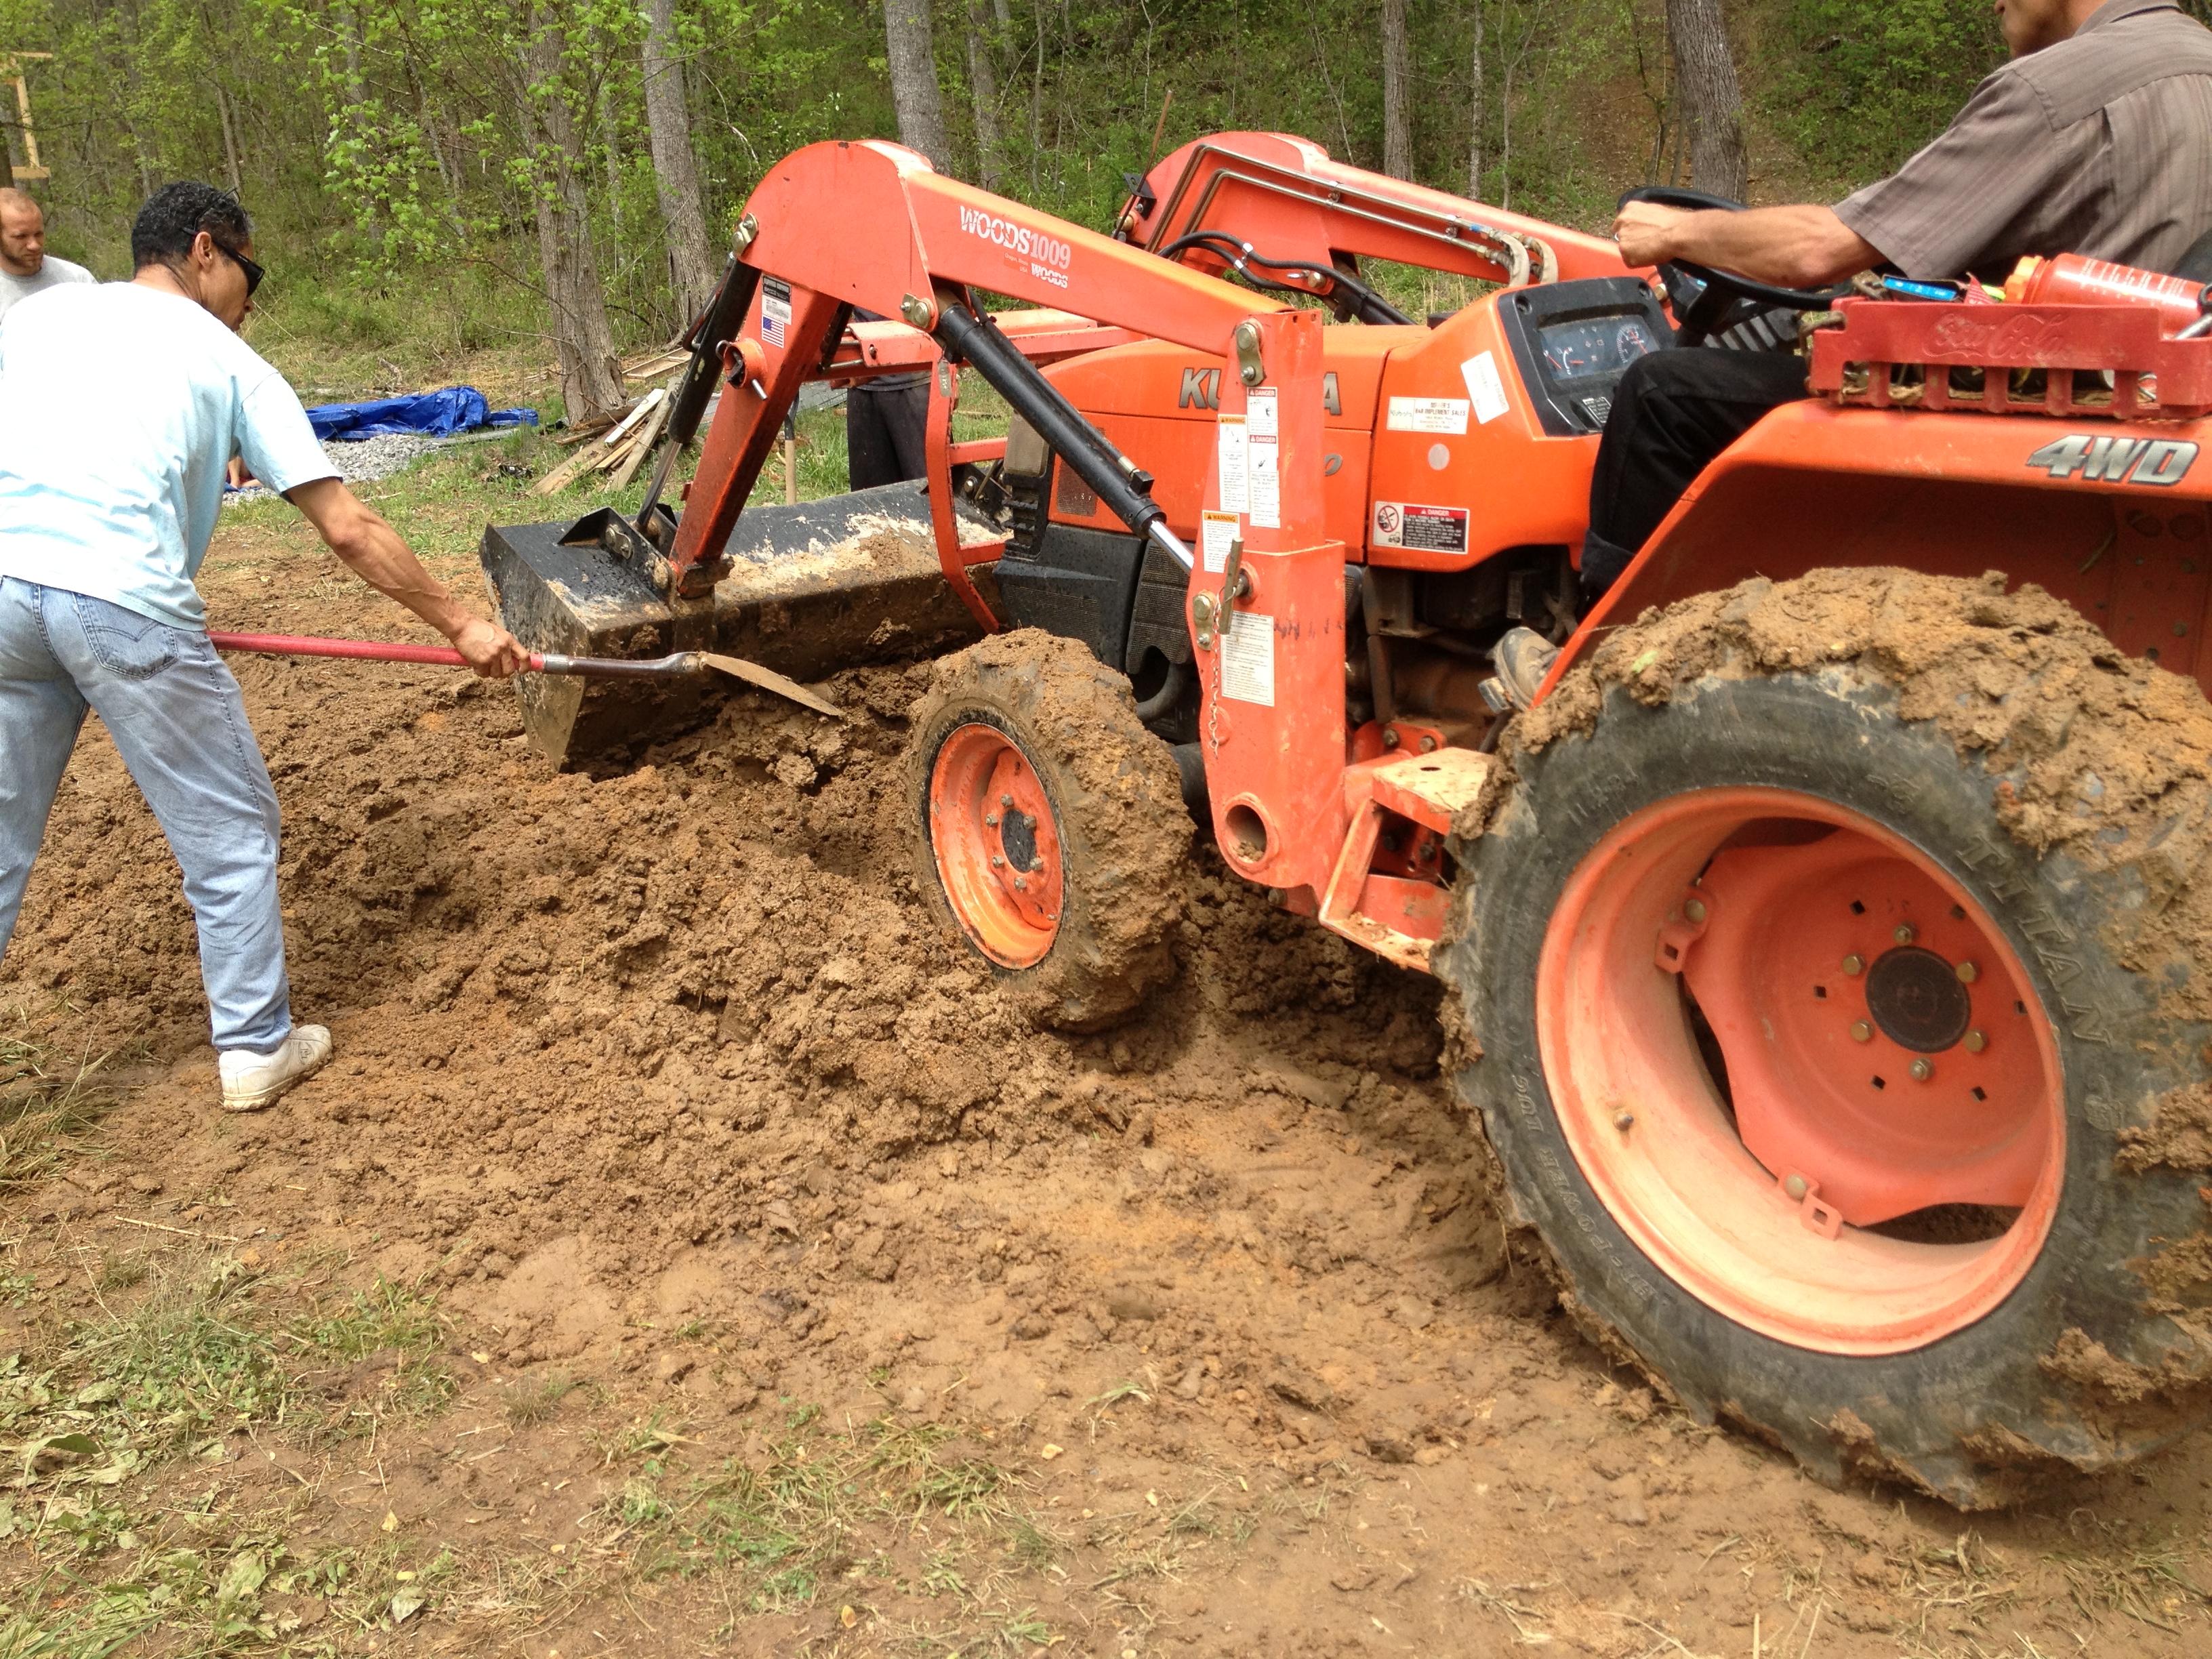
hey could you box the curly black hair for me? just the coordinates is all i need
[130,182,252,272]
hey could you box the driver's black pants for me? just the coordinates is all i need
[1582,348,1811,601]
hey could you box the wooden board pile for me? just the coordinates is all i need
[531,386,672,497]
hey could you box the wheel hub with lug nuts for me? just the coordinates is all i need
[927,724,1067,967]
[1863,945,1973,1052]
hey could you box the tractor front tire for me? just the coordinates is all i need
[1439,569,2212,1507]
[906,630,1190,1031]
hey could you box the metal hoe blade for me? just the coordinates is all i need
[700,653,846,720]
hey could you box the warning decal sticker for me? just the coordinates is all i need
[1222,611,1275,706]
[1461,351,1511,425]
[1371,501,1471,554]
[1216,415,1249,513]
[1200,510,1240,573]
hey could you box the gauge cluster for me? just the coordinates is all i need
[1538,315,1660,380]
[1494,276,1676,438]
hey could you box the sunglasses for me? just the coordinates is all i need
[210,237,264,298]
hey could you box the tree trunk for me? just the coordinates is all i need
[216,87,242,194]
[519,16,626,424]
[883,0,950,171]
[1467,0,1483,199]
[337,3,376,241]
[1381,0,1412,182]
[642,0,717,326]
[964,0,1002,191]
[1666,0,1746,201]
[1029,1,1045,194]
[596,66,622,232]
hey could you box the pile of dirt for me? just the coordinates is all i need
[0,563,1465,1349]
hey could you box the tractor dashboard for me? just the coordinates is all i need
[1495,276,1673,437]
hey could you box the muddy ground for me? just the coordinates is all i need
[3,518,2209,1657]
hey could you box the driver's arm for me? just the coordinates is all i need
[1614,202,1879,290]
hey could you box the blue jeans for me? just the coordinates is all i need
[0,577,292,1050]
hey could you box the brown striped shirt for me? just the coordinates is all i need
[1833,0,2212,283]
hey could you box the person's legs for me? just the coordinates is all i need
[1491,349,1813,711]
[884,381,932,480]
[0,578,90,962]
[41,588,293,1052]
[846,386,903,491]
[1582,348,1813,599]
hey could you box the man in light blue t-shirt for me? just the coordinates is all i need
[0,182,527,1111]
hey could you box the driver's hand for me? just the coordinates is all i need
[1614,201,1693,269]
[449,617,531,679]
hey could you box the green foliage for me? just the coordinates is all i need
[1763,0,2005,191]
[1,0,2075,375]
[9,0,1646,319]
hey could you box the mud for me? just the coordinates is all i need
[4,544,2212,1653]
[2121,1081,2212,1172]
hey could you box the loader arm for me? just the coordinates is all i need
[668,140,1300,600]
[1123,132,1636,295]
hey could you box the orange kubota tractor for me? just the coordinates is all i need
[483,134,2212,1507]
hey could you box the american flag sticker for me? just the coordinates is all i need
[760,276,792,347]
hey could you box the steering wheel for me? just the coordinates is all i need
[1618,186,1854,346]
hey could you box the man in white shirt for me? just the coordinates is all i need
[0,188,95,324]
[0,182,528,1110]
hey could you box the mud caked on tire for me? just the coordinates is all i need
[907,629,1190,1031]
[1439,569,2212,1507]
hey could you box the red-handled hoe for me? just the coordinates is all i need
[207,631,845,720]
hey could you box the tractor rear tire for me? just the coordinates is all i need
[906,630,1190,1031]
[1438,569,2212,1507]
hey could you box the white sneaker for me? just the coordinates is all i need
[218,1025,333,1112]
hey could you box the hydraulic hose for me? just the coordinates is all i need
[670,257,760,447]
[1158,231,1414,325]
[932,302,1195,572]
[636,257,764,543]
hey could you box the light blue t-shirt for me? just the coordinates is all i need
[0,282,335,630]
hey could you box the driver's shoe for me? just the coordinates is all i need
[1492,628,1559,712]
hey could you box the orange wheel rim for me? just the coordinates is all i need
[1536,787,2065,1355]
[928,722,1065,968]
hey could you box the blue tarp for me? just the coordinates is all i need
[305,386,540,442]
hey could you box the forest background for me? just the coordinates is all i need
[0,0,2195,422]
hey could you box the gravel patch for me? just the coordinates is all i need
[321,432,445,483]
[225,429,516,506]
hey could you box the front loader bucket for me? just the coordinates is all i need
[480,480,997,769]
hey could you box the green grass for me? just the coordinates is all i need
[607,1412,1056,1633]
[0,1256,459,1653]
[243,268,556,409]
[293,1275,443,1362]
[501,1370,577,1427]
[290,1275,455,1427]
[1,1001,138,1195]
